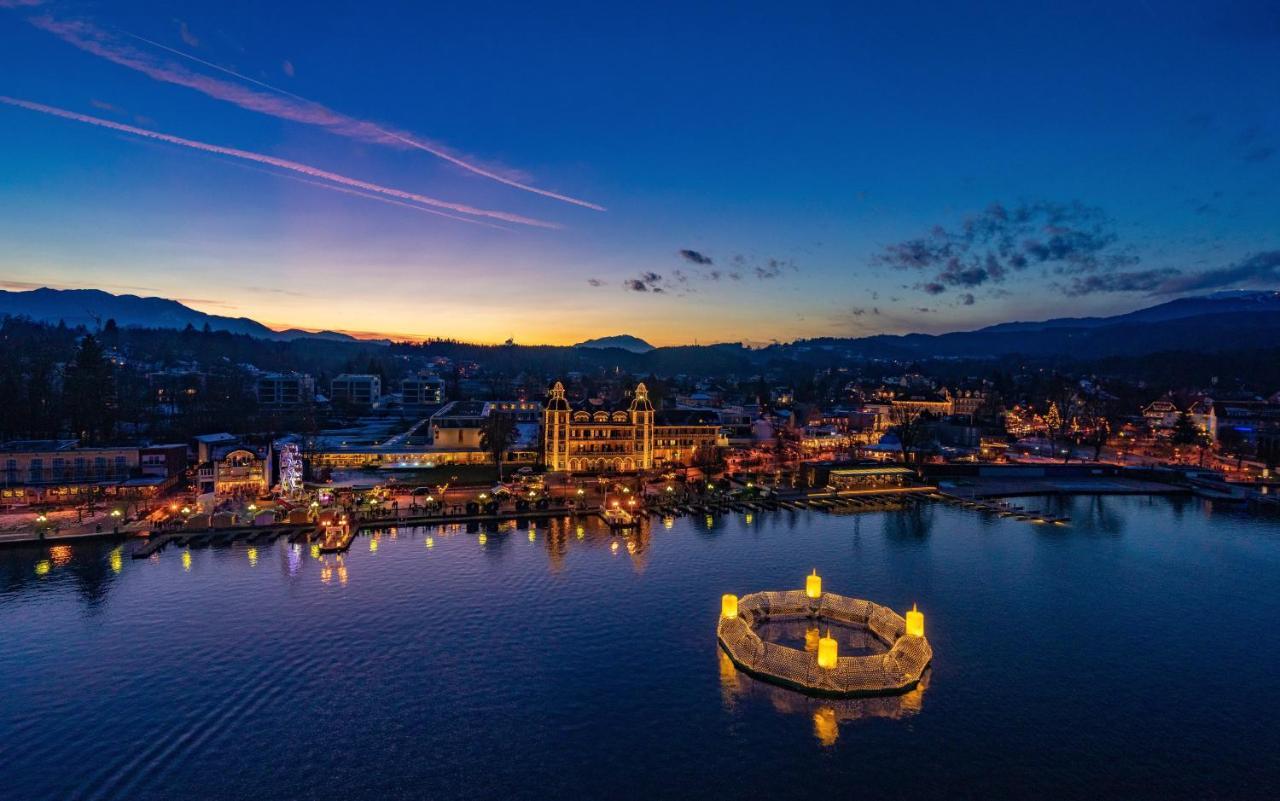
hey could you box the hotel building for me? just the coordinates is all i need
[542,382,720,473]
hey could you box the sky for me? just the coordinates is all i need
[1,0,1278,346]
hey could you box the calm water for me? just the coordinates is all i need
[2,496,1278,801]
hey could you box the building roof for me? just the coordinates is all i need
[0,439,79,453]
[194,433,238,444]
[830,466,914,477]
[655,409,720,426]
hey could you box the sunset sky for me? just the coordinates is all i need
[2,1,1278,345]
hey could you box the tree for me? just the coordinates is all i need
[1043,401,1066,461]
[64,334,115,444]
[1170,411,1210,465]
[692,442,725,472]
[479,412,517,481]
[889,406,932,477]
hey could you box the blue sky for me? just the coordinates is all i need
[1,0,1278,344]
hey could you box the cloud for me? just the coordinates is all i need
[1154,251,1280,294]
[22,12,604,211]
[959,293,975,306]
[282,59,295,77]
[1243,144,1275,163]
[875,200,1138,302]
[754,258,794,280]
[0,96,554,228]
[624,272,665,292]
[1236,126,1276,162]
[176,19,199,47]
[1062,268,1181,296]
[678,249,712,265]
[586,278,604,287]
[89,98,124,115]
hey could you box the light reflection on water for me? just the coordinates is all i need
[1,495,1278,801]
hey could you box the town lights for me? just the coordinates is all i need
[906,604,925,638]
[806,569,822,599]
[721,594,739,619]
[817,628,838,669]
[110,509,122,518]
[181,506,191,516]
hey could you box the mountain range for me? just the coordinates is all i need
[573,334,655,353]
[2,286,1278,362]
[0,288,383,344]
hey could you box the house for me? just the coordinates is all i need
[401,375,445,407]
[257,372,316,408]
[197,441,271,497]
[331,374,382,407]
[0,440,140,507]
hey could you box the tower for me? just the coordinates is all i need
[629,382,655,470]
[543,381,571,471]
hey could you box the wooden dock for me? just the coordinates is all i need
[929,492,1070,524]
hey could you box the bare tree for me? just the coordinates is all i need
[889,406,932,477]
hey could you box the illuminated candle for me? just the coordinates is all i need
[906,603,925,638]
[805,569,822,599]
[721,593,739,619]
[817,628,838,669]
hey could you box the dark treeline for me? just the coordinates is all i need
[4,313,1276,446]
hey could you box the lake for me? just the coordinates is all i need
[2,495,1278,800]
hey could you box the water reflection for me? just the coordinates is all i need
[0,495,1260,613]
[718,648,929,746]
[883,501,936,542]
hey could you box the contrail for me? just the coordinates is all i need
[23,13,605,211]
[0,96,559,228]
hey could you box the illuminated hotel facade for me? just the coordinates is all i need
[543,382,720,473]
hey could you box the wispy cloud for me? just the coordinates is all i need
[175,19,199,48]
[20,11,604,210]
[678,249,713,265]
[0,96,557,228]
[1062,268,1179,296]
[1154,251,1280,294]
